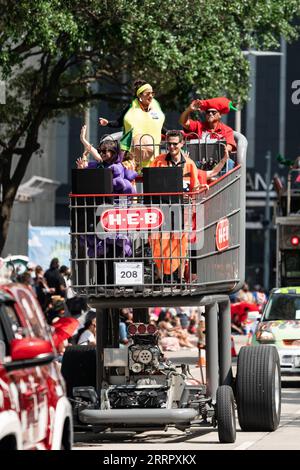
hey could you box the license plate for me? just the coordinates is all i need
[282,355,292,364]
[293,356,300,368]
[115,262,144,285]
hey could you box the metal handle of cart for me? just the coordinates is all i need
[70,132,246,299]
[184,132,231,171]
[70,189,205,296]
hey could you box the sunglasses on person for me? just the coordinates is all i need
[167,141,180,147]
[205,110,218,115]
[99,148,115,155]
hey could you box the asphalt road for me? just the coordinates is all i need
[73,337,300,451]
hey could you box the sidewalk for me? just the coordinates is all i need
[164,334,249,380]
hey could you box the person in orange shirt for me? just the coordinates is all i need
[151,130,202,191]
[149,130,208,282]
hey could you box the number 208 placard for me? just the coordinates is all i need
[114,262,144,285]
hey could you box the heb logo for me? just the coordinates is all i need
[100,207,164,232]
[216,218,229,251]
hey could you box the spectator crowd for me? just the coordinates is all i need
[4,258,268,364]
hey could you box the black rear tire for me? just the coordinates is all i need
[216,385,236,443]
[61,345,96,399]
[236,345,281,431]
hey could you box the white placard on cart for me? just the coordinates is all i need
[115,262,144,285]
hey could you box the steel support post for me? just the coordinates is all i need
[110,309,120,348]
[205,302,219,401]
[263,150,272,291]
[219,300,233,386]
[95,306,109,395]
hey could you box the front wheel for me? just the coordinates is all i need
[236,345,281,431]
[216,385,236,443]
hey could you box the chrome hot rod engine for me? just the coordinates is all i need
[107,323,175,409]
[127,323,165,375]
[74,321,208,423]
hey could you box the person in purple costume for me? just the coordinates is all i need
[83,232,133,259]
[77,126,135,260]
[78,125,137,193]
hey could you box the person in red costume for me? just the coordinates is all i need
[179,96,237,154]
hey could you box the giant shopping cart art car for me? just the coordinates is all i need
[63,132,281,443]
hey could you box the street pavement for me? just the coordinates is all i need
[73,335,300,451]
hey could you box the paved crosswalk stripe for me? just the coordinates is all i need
[234,441,255,450]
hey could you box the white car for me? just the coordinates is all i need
[252,287,300,374]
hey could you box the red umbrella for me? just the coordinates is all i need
[52,317,79,348]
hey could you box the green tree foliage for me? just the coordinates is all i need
[0,0,299,252]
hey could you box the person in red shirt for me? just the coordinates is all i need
[179,96,237,154]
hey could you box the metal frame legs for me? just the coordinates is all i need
[204,297,232,401]
[93,295,233,402]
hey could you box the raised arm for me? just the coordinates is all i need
[98,105,130,128]
[179,100,200,129]
[80,125,102,162]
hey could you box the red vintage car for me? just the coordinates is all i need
[0,282,73,450]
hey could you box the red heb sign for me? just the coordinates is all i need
[216,218,230,251]
[100,207,164,232]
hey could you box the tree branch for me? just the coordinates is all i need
[21,49,44,61]
[63,72,115,88]
[10,35,30,54]
[6,53,54,150]
[12,148,25,155]
[48,92,129,110]
[11,130,41,191]
[0,139,8,150]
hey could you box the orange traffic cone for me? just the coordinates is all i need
[231,336,237,357]
[196,348,206,384]
[196,347,206,367]
[246,331,253,346]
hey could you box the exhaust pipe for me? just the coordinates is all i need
[79,408,197,425]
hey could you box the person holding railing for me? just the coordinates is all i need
[99,79,166,169]
[197,149,231,185]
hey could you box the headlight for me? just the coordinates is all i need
[256,330,275,343]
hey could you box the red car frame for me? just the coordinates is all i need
[0,283,73,450]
